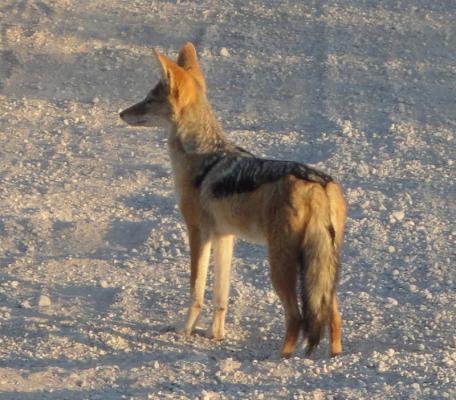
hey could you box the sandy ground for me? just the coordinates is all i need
[0,0,455,399]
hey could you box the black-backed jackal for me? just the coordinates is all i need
[120,43,347,357]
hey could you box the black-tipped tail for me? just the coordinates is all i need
[300,195,339,354]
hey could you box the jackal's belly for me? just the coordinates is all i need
[216,218,266,245]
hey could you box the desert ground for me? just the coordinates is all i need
[0,0,455,399]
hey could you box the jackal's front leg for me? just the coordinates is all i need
[178,226,212,336]
[210,234,234,340]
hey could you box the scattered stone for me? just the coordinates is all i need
[388,245,396,253]
[377,360,388,372]
[201,390,220,400]
[20,300,32,309]
[411,383,421,393]
[219,47,230,57]
[386,297,398,307]
[105,334,129,350]
[303,359,314,367]
[424,290,433,300]
[99,280,109,288]
[219,357,241,373]
[38,295,51,307]
[391,211,405,221]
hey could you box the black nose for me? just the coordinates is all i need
[119,110,125,119]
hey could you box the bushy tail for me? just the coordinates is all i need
[300,189,339,354]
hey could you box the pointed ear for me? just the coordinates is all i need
[177,42,206,92]
[154,49,174,85]
[153,49,188,92]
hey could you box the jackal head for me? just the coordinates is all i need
[119,42,206,127]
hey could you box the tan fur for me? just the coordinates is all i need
[120,42,347,358]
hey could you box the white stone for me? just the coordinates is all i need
[99,280,109,288]
[219,47,230,57]
[20,300,32,309]
[377,361,388,372]
[219,357,241,373]
[386,297,398,307]
[38,295,51,307]
[391,211,405,221]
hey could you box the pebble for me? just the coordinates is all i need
[377,361,388,372]
[391,211,405,221]
[388,245,396,253]
[219,357,241,373]
[20,300,32,309]
[386,297,398,307]
[219,47,230,57]
[99,280,109,288]
[201,390,219,400]
[38,295,51,307]
[424,290,433,300]
[411,383,421,393]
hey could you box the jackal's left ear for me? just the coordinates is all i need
[153,49,188,93]
[177,42,206,92]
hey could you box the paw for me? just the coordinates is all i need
[206,326,225,341]
[175,322,192,337]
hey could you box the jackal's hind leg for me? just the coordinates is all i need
[269,249,301,358]
[177,226,211,336]
[209,234,234,340]
[329,293,342,356]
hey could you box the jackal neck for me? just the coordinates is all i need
[170,100,227,154]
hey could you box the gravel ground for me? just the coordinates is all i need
[0,0,455,399]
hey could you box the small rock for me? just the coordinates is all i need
[377,360,388,372]
[106,335,129,350]
[201,390,220,400]
[38,295,51,307]
[386,297,398,307]
[386,348,395,357]
[411,383,421,393]
[153,361,160,369]
[388,245,396,253]
[418,344,425,351]
[99,280,109,288]
[219,47,230,57]
[219,357,241,373]
[391,211,405,221]
[424,290,433,300]
[20,300,32,309]
[10,281,19,288]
